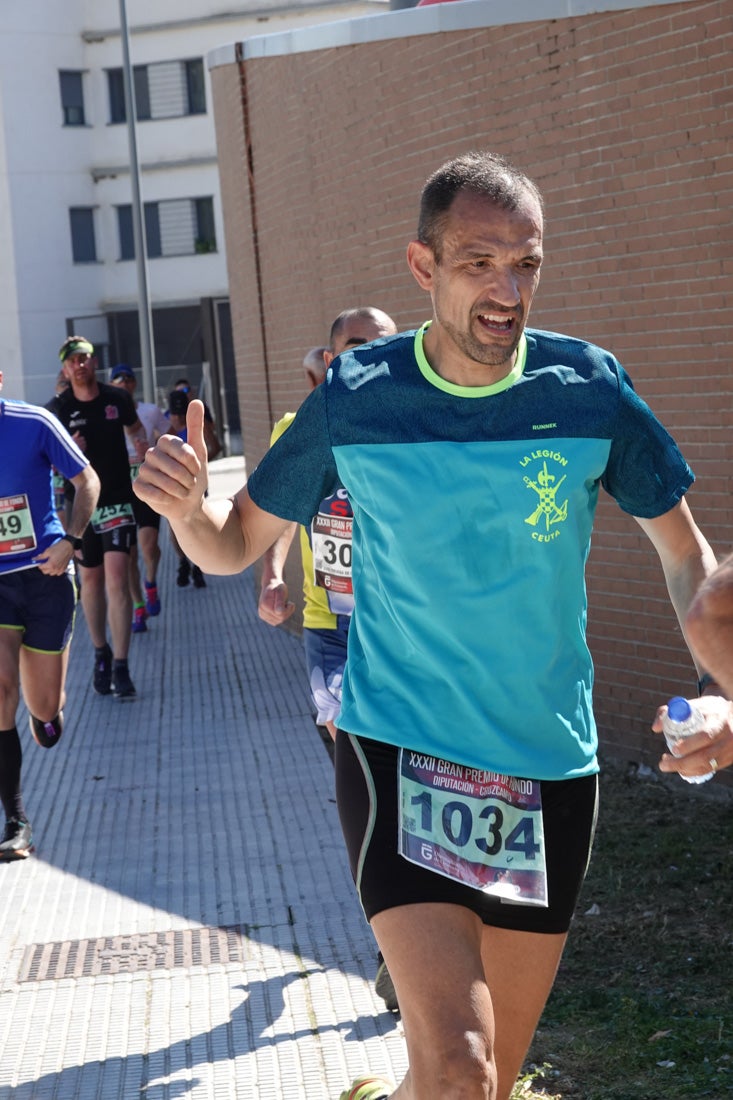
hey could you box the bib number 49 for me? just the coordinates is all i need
[0,514,22,537]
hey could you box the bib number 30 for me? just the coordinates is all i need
[398,750,548,907]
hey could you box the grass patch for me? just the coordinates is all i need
[516,760,733,1099]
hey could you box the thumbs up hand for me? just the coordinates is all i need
[133,399,210,522]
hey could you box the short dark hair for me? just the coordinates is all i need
[329,307,394,351]
[417,151,544,261]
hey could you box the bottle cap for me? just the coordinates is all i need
[667,696,692,722]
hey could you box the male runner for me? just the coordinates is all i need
[258,310,397,742]
[0,371,100,859]
[51,337,146,699]
[134,151,719,1100]
[110,363,169,631]
[258,313,399,1015]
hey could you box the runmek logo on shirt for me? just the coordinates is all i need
[519,449,569,543]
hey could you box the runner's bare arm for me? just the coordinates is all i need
[258,522,298,626]
[634,497,717,668]
[36,464,100,576]
[635,498,733,774]
[134,399,291,575]
[684,552,733,699]
[125,416,148,448]
[67,464,101,539]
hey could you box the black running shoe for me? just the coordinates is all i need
[93,644,113,695]
[0,818,33,860]
[176,558,191,587]
[111,662,136,700]
[29,711,64,749]
[191,564,207,588]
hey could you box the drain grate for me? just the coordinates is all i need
[17,923,255,982]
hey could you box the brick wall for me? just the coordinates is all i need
[209,0,733,776]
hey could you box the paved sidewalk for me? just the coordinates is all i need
[0,457,407,1099]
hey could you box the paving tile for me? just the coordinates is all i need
[0,463,407,1099]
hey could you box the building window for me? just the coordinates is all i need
[117,197,215,259]
[184,59,206,115]
[107,58,205,124]
[117,203,161,260]
[69,208,97,263]
[59,71,85,126]
[194,197,216,253]
[107,66,150,124]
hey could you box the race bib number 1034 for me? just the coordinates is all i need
[398,749,548,907]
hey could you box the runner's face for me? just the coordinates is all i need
[417,189,543,373]
[64,353,96,386]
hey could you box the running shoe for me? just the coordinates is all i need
[339,1077,394,1100]
[111,662,136,700]
[132,605,148,633]
[144,580,161,616]
[191,564,207,589]
[177,558,191,587]
[374,954,399,1013]
[29,711,64,750]
[93,644,113,695]
[0,818,33,861]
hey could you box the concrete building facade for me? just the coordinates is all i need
[207,0,733,772]
[0,0,385,442]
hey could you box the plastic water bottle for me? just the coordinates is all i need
[661,696,713,784]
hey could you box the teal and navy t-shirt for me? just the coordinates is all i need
[0,398,89,574]
[247,325,693,781]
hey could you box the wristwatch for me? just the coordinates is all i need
[62,534,83,551]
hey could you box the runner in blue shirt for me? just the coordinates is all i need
[0,373,99,860]
[134,151,720,1100]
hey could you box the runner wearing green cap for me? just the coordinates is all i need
[51,337,147,699]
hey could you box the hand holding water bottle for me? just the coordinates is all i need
[653,693,733,783]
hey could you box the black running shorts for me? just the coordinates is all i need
[132,496,161,531]
[0,567,77,653]
[79,508,137,568]
[335,731,598,935]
